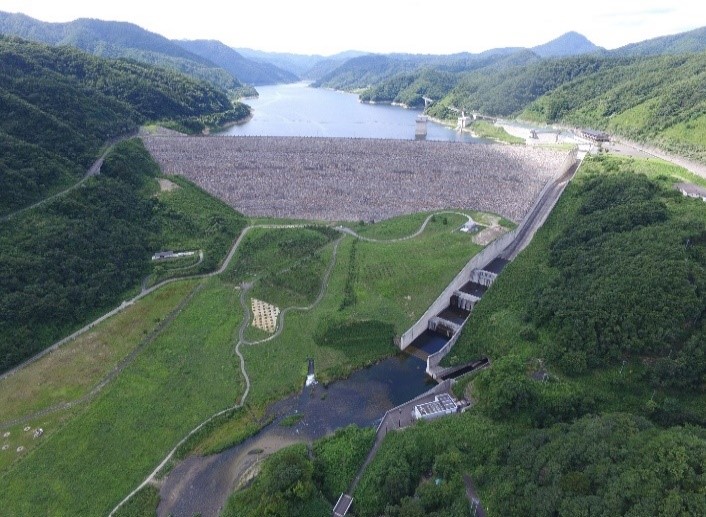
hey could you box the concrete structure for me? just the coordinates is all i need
[151,250,197,261]
[470,269,497,287]
[579,128,610,142]
[460,219,476,233]
[413,393,458,420]
[152,251,175,260]
[415,115,428,139]
[333,493,353,516]
[676,182,706,201]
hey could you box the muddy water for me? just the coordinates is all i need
[158,352,435,516]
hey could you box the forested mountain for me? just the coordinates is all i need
[531,31,602,57]
[0,35,246,215]
[0,11,242,91]
[175,39,298,85]
[234,48,367,79]
[613,25,706,57]
[421,53,618,116]
[312,32,599,91]
[307,23,706,162]
[522,52,706,162]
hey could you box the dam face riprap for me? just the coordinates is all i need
[143,136,568,223]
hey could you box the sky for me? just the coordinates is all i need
[0,0,703,55]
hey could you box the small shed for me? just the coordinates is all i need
[676,182,706,202]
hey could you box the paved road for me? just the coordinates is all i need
[0,132,136,223]
[335,211,473,243]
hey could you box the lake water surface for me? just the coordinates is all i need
[224,82,482,142]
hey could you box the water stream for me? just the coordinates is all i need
[157,347,443,516]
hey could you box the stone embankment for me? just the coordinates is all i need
[143,136,568,223]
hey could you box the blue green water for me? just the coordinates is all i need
[224,82,484,142]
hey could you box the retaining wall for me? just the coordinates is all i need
[398,229,516,349]
[398,148,578,355]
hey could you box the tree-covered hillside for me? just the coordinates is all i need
[0,138,246,374]
[0,36,247,215]
[0,11,242,91]
[613,25,706,57]
[176,39,298,85]
[523,52,706,162]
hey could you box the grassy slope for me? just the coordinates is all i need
[0,278,243,516]
[0,280,198,425]
[149,174,247,284]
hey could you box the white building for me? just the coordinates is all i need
[413,393,458,421]
[676,182,706,202]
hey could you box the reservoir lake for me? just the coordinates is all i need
[223,82,482,142]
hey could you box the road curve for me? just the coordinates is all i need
[0,132,137,223]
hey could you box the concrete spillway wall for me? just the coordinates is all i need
[398,229,516,349]
[397,148,578,351]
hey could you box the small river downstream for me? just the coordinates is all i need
[158,354,437,516]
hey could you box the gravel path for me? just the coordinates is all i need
[1,132,136,222]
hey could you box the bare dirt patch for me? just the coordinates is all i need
[250,299,280,334]
[473,225,508,246]
[157,178,180,192]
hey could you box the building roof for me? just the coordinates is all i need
[414,393,457,417]
[676,182,706,198]
[580,129,610,141]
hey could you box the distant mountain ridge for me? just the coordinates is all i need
[0,11,242,90]
[312,33,600,90]
[532,31,602,57]
[175,40,298,85]
[612,25,706,56]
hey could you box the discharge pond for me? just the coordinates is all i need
[223,82,484,142]
[158,351,442,516]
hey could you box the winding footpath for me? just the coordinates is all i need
[0,206,473,515]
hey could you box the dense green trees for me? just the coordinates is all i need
[0,143,158,371]
[0,36,249,215]
[0,12,244,91]
[529,169,706,387]
[0,139,246,373]
[486,413,706,516]
[223,444,330,517]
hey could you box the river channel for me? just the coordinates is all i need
[223,82,484,142]
[157,353,440,516]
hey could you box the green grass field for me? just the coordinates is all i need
[0,278,244,515]
[0,208,501,515]
[0,280,198,425]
